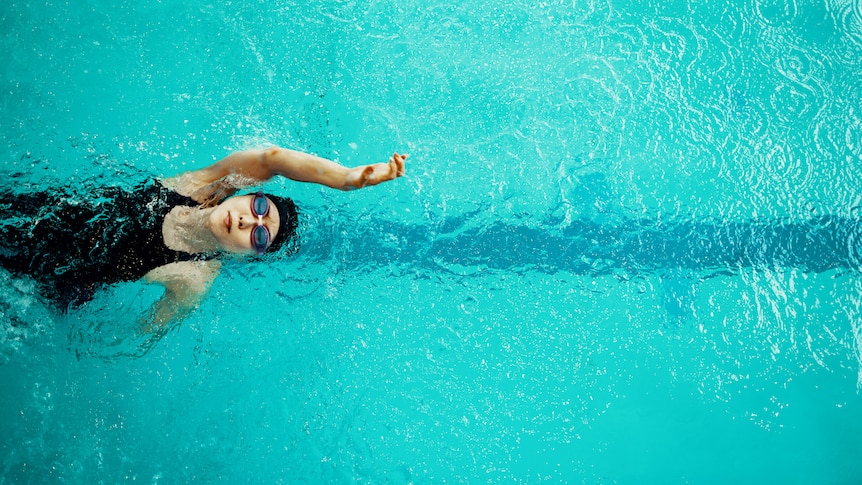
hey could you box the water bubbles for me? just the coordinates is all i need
[0,271,55,363]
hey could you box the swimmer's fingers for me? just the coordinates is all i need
[390,152,407,177]
[386,155,399,180]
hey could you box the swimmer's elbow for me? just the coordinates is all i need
[261,146,290,167]
[263,146,285,160]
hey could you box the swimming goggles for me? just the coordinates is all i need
[250,191,271,255]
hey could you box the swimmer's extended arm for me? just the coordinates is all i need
[139,260,220,332]
[166,147,407,203]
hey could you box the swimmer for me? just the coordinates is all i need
[0,147,407,330]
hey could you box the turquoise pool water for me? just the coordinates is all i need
[2,0,862,482]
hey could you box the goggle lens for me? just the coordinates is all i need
[250,191,272,254]
[251,225,270,254]
[252,192,270,217]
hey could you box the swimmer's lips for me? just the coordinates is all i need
[225,212,232,233]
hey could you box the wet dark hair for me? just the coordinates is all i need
[266,194,299,254]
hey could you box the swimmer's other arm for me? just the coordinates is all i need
[171,147,407,197]
[138,260,220,332]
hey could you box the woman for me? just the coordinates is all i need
[0,147,407,329]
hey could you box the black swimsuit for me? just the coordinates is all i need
[0,180,206,308]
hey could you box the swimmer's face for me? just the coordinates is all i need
[206,194,281,254]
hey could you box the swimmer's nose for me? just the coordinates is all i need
[237,214,264,229]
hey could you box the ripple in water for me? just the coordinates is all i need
[827,0,862,47]
[754,0,800,25]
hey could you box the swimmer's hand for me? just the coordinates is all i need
[345,152,407,190]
